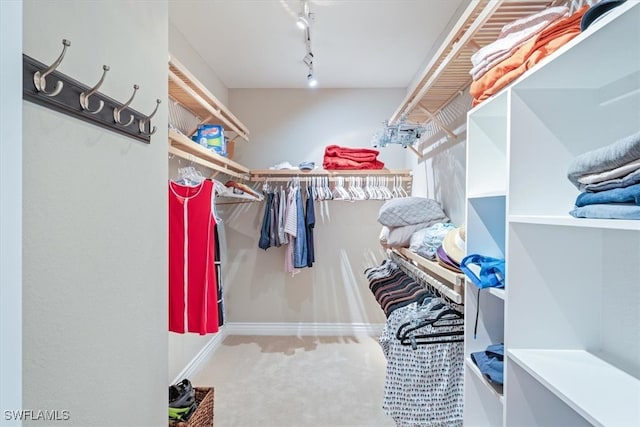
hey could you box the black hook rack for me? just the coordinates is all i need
[23,47,157,144]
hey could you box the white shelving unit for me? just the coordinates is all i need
[464,2,640,425]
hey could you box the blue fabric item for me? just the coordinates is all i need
[470,343,504,385]
[567,130,640,190]
[293,188,308,268]
[575,183,640,207]
[569,203,640,219]
[583,167,640,192]
[305,188,316,267]
[460,254,505,289]
[409,222,455,260]
[258,192,273,250]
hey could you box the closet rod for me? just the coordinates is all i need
[250,175,413,183]
[389,250,464,305]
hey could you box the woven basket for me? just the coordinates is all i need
[169,387,214,427]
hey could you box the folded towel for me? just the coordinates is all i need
[575,183,640,207]
[570,203,640,220]
[322,156,384,170]
[583,167,640,192]
[470,6,568,79]
[470,6,587,106]
[567,130,640,189]
[324,145,380,163]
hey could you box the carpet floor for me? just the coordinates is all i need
[192,334,396,427]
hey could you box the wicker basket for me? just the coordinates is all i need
[169,387,214,427]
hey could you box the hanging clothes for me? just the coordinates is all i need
[258,191,273,250]
[293,187,308,268]
[305,186,316,267]
[379,300,464,427]
[284,185,298,274]
[168,179,219,335]
[214,222,225,327]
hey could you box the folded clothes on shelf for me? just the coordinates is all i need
[471,343,504,385]
[569,203,640,220]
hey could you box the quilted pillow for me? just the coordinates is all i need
[378,197,448,227]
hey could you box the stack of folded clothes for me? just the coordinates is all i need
[469,5,587,106]
[322,144,384,170]
[567,130,640,220]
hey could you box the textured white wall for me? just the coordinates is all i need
[169,21,229,106]
[22,1,168,425]
[1,1,23,424]
[230,89,406,170]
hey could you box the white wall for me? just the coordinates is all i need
[407,137,467,226]
[1,1,22,425]
[169,21,229,106]
[214,88,405,324]
[22,1,167,426]
[231,89,405,170]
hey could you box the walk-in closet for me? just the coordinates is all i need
[3,0,639,426]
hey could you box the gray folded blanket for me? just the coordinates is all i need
[567,130,640,189]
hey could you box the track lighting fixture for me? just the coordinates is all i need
[298,0,317,87]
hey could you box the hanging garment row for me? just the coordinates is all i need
[253,175,409,201]
[168,166,228,335]
[365,258,464,427]
[258,178,315,274]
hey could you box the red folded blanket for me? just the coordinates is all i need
[323,157,385,170]
[324,145,380,163]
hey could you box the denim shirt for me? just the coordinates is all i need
[293,188,308,268]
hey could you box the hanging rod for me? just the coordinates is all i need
[389,249,464,305]
[250,169,413,181]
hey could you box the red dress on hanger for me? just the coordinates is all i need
[168,179,219,335]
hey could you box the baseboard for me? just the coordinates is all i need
[171,326,229,385]
[225,322,384,336]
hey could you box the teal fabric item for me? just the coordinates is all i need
[460,254,505,289]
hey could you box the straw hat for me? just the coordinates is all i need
[442,225,466,265]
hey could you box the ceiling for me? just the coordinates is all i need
[169,0,467,89]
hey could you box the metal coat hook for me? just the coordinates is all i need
[33,39,70,97]
[139,99,161,135]
[113,84,139,126]
[80,65,109,114]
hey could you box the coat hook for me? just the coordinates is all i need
[113,84,139,127]
[33,39,71,97]
[80,65,109,114]
[139,99,161,135]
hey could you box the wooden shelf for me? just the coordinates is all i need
[169,129,250,180]
[389,0,554,126]
[392,247,464,304]
[168,54,250,142]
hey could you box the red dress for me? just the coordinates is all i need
[169,180,219,334]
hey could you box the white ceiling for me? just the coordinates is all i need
[169,0,466,89]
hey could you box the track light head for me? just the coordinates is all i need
[297,13,309,30]
[307,72,318,87]
[303,52,314,67]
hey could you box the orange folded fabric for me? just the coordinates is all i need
[470,6,588,106]
[322,157,385,170]
[324,145,380,162]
